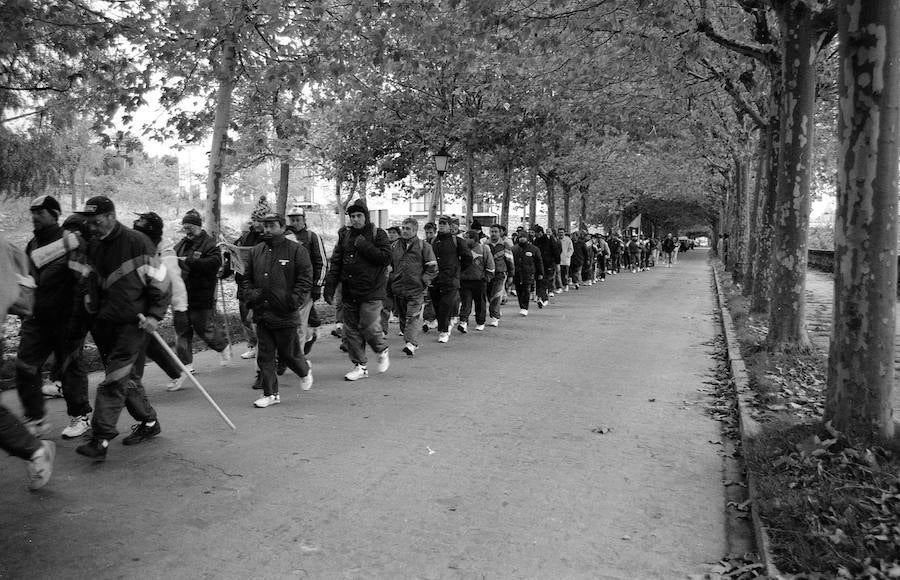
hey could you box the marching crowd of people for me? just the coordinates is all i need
[0,193,686,490]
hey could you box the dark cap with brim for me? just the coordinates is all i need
[76,195,115,216]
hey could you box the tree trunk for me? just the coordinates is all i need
[750,78,783,313]
[766,5,818,350]
[826,0,898,441]
[69,167,77,211]
[500,160,512,230]
[543,172,556,230]
[335,179,346,227]
[743,135,767,296]
[529,165,538,227]
[579,183,588,231]
[562,181,571,231]
[358,176,367,202]
[277,160,290,216]
[465,147,475,228]
[428,175,441,224]
[203,30,237,242]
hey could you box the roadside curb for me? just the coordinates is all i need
[711,260,781,579]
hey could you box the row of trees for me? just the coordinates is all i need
[1,0,897,440]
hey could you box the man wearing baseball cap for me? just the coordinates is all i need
[286,205,327,356]
[14,195,91,440]
[73,196,172,460]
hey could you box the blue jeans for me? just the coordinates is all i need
[341,299,388,366]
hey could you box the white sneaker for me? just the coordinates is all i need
[475,324,485,331]
[219,345,233,366]
[24,418,51,438]
[184,364,196,375]
[27,440,55,491]
[488,317,499,327]
[61,415,90,439]
[549,291,555,297]
[457,321,468,334]
[427,319,438,330]
[519,309,528,316]
[299,371,313,391]
[344,365,369,381]
[375,349,390,373]
[41,381,63,398]
[402,342,417,356]
[253,394,280,408]
[437,332,450,343]
[240,347,257,359]
[450,316,459,327]
[166,373,187,392]
[388,315,400,323]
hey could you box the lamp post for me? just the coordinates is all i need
[430,147,450,222]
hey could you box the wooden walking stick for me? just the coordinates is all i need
[139,315,236,431]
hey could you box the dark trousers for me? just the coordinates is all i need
[514,281,531,310]
[428,286,460,333]
[15,319,90,420]
[145,337,182,380]
[175,308,228,365]
[597,255,607,279]
[239,300,257,347]
[539,266,555,300]
[90,321,157,441]
[459,279,487,325]
[257,323,309,396]
[488,272,507,319]
[0,405,40,460]
[560,265,570,286]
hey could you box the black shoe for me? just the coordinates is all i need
[251,373,263,390]
[339,343,348,352]
[537,300,544,309]
[122,421,161,446]
[303,333,317,355]
[330,327,343,338]
[76,438,108,461]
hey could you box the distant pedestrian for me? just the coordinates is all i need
[558,228,573,291]
[286,205,327,355]
[662,233,676,267]
[512,230,543,316]
[389,218,437,356]
[457,227,495,333]
[487,224,514,326]
[428,215,473,343]
[323,200,392,380]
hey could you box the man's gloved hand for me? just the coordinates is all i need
[138,315,160,334]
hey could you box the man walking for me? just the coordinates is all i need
[457,227,495,333]
[73,196,171,461]
[241,213,313,407]
[557,227,573,291]
[174,209,231,371]
[324,200,392,380]
[234,206,268,359]
[662,233,676,267]
[15,195,91,439]
[511,230,543,316]
[487,224,514,327]
[531,225,557,307]
[287,205,327,355]
[389,218,437,356]
[428,215,473,343]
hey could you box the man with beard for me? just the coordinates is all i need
[174,209,231,371]
[241,214,313,407]
[14,195,90,439]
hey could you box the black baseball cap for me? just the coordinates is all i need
[30,195,62,214]
[76,195,115,216]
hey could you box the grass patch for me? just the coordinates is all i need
[715,261,900,577]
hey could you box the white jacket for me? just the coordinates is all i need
[559,235,574,266]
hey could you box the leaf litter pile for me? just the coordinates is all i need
[718,267,900,578]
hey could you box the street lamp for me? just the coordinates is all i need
[431,147,450,220]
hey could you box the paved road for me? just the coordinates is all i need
[1,250,726,579]
[804,268,900,415]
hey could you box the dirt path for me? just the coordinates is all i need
[1,250,726,579]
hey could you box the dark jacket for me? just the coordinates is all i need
[459,239,495,282]
[324,207,392,303]
[83,222,171,324]
[489,240,515,278]
[25,224,80,324]
[390,236,437,297]
[242,234,312,329]
[662,237,676,253]
[570,239,588,271]
[430,231,473,289]
[512,241,544,285]
[174,230,221,310]
[291,227,327,288]
[533,234,559,268]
